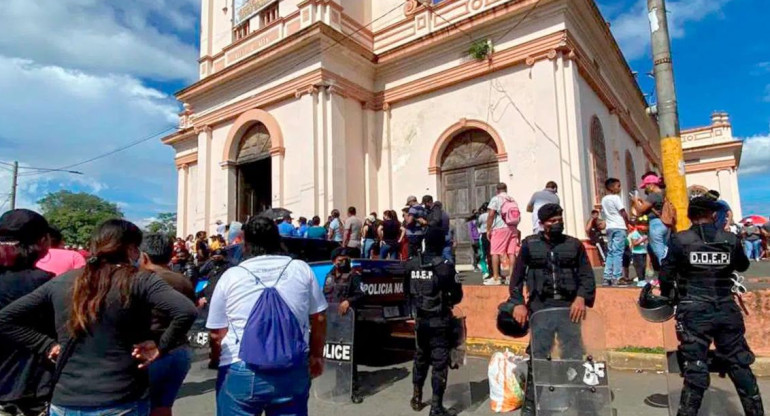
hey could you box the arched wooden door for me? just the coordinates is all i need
[440,128,500,265]
[236,122,272,221]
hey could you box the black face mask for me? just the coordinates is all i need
[336,258,352,273]
[547,223,565,239]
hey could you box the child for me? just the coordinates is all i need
[628,224,649,287]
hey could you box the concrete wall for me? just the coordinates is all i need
[687,169,743,220]
[460,286,770,357]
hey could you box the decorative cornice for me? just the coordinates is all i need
[162,127,197,146]
[174,152,198,168]
[682,141,742,154]
[295,85,319,99]
[194,125,213,135]
[685,159,736,174]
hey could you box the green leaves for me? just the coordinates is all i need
[145,212,177,238]
[38,190,123,247]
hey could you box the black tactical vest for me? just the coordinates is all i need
[676,228,737,298]
[524,236,582,301]
[408,257,449,316]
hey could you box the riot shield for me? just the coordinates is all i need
[663,320,732,416]
[312,304,355,403]
[444,308,472,413]
[530,307,612,416]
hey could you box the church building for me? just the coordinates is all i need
[162,0,665,259]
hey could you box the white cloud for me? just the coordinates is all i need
[740,134,770,175]
[607,0,733,61]
[0,55,179,220]
[0,0,200,82]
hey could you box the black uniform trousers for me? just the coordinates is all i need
[676,298,759,413]
[413,316,453,397]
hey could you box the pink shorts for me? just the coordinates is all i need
[490,227,520,256]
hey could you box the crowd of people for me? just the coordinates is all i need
[0,170,767,416]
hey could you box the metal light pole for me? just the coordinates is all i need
[648,0,689,230]
[10,161,18,210]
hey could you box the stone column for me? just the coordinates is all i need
[196,125,213,232]
[176,164,189,237]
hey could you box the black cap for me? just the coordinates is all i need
[538,203,563,222]
[331,247,352,261]
[0,209,51,244]
[688,196,721,219]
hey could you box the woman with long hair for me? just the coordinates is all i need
[0,209,54,416]
[0,219,197,416]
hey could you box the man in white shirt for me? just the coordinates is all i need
[206,216,328,415]
[600,178,630,286]
[343,206,363,258]
[526,181,560,234]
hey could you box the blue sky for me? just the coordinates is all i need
[0,0,768,224]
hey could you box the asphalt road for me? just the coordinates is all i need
[174,353,770,415]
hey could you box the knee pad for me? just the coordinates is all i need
[729,364,760,397]
[682,360,710,390]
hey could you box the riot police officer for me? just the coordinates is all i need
[660,197,763,416]
[509,203,596,416]
[323,247,365,404]
[405,231,463,416]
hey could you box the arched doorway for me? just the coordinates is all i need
[440,128,500,264]
[236,122,272,221]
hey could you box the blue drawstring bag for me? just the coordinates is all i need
[236,261,308,369]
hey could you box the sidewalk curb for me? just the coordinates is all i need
[466,338,770,376]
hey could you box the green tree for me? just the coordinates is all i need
[146,212,177,238]
[39,190,123,247]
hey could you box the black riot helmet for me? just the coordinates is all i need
[637,283,675,323]
[496,301,529,338]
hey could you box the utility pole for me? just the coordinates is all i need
[648,0,689,230]
[9,161,18,210]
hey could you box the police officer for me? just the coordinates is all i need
[323,247,365,404]
[660,197,763,416]
[509,203,596,416]
[406,231,463,416]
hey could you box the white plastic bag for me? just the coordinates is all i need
[488,350,526,412]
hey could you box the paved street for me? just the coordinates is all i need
[174,353,770,415]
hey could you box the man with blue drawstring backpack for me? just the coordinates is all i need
[206,216,328,416]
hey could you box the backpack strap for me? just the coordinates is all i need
[237,259,293,289]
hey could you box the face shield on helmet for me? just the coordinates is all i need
[637,283,675,323]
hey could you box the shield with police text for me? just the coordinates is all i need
[312,304,355,403]
[443,308,472,413]
[530,307,612,415]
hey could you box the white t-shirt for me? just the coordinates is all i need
[206,255,328,367]
[344,216,363,248]
[601,194,627,230]
[329,218,343,242]
[488,193,514,230]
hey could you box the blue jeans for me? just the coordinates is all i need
[50,401,150,416]
[379,242,398,259]
[648,218,671,263]
[603,229,628,280]
[744,239,762,260]
[363,238,376,259]
[442,244,455,264]
[149,345,192,408]
[216,361,310,416]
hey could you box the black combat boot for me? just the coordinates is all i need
[740,394,765,416]
[429,395,456,416]
[676,387,705,416]
[410,386,423,411]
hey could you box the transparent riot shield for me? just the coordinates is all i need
[530,307,612,416]
[444,308,471,413]
[663,319,735,415]
[312,304,355,403]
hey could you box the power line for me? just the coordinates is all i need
[423,1,475,41]
[20,126,175,177]
[24,2,406,179]
[494,0,542,45]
